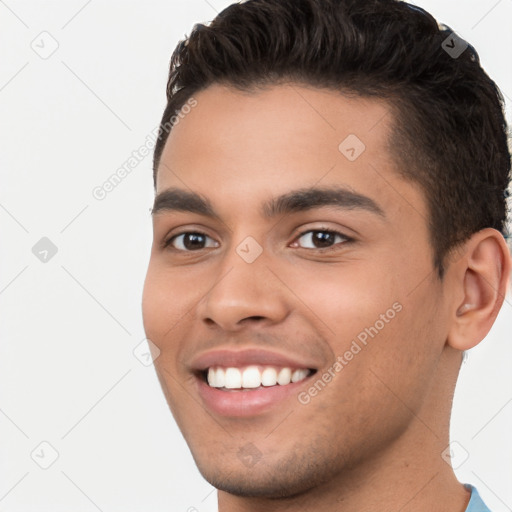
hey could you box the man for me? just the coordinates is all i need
[142,0,511,510]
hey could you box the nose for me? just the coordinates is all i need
[197,248,290,332]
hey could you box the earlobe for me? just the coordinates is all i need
[447,228,511,351]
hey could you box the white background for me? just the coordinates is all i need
[1,1,511,510]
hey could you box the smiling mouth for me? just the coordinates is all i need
[198,365,318,391]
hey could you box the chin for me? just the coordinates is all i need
[191,449,333,500]
[202,472,310,499]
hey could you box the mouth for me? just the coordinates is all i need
[197,365,317,391]
[189,347,321,417]
[196,365,317,391]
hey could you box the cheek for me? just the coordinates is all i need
[142,261,214,371]
[141,267,163,338]
[141,263,186,341]
[288,260,400,339]
[295,258,440,381]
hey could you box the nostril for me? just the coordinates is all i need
[202,314,272,330]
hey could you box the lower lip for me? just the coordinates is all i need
[195,374,315,417]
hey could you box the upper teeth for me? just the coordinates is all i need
[207,366,311,389]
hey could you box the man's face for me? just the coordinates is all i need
[142,84,452,497]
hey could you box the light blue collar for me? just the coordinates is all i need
[464,484,492,512]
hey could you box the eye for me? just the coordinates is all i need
[164,232,219,251]
[292,229,352,250]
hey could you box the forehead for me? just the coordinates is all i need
[156,83,427,224]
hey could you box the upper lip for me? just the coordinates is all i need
[189,347,320,372]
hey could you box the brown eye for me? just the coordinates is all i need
[295,230,350,250]
[166,232,219,251]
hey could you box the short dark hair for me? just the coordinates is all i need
[153,0,511,278]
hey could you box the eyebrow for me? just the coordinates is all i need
[152,186,385,219]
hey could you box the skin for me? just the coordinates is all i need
[142,83,511,511]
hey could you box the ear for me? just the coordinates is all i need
[447,228,511,351]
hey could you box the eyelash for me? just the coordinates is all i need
[163,227,354,253]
